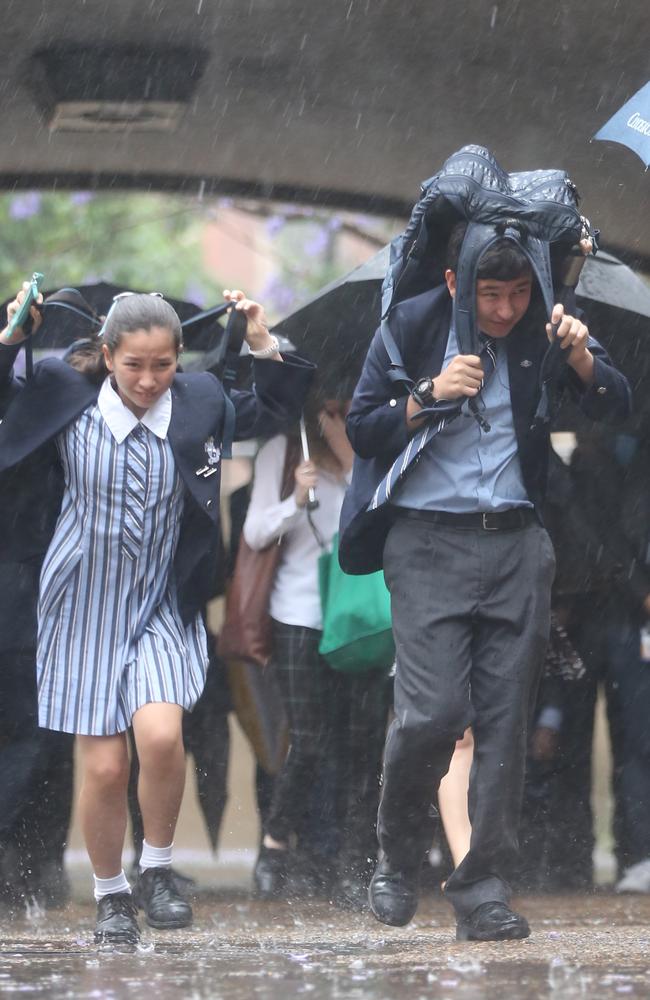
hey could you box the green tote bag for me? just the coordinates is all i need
[318,533,395,673]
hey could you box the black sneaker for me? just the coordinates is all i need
[136,867,193,929]
[94,892,140,945]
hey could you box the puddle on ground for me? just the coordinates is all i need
[2,942,650,999]
[2,895,650,998]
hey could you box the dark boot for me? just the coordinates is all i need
[456,902,530,942]
[368,857,420,926]
[253,846,289,899]
[94,892,140,945]
[136,867,193,929]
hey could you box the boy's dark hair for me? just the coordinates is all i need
[446,221,532,281]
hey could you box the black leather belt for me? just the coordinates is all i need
[396,507,536,531]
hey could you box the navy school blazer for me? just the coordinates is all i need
[339,285,632,575]
[0,342,315,636]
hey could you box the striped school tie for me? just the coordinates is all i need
[369,337,497,511]
[123,423,149,559]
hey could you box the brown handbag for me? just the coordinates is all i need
[219,436,301,670]
[219,437,301,773]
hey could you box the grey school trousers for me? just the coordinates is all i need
[379,513,556,918]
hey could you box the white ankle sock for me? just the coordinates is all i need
[93,869,131,902]
[139,839,173,873]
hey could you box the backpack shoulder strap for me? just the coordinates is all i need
[218,307,248,459]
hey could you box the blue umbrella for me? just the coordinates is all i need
[593,81,650,168]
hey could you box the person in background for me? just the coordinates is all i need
[437,729,474,872]
[0,333,103,914]
[244,394,391,907]
[0,452,74,912]
[545,421,650,892]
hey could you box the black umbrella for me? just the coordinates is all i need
[573,253,650,412]
[33,281,227,357]
[271,250,386,397]
[272,247,650,397]
[3,280,294,379]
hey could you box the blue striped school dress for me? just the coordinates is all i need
[36,396,208,736]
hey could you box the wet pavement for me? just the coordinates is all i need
[2,890,650,998]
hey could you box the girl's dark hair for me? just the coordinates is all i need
[73,294,183,383]
[287,382,350,468]
[64,338,103,379]
[446,221,531,281]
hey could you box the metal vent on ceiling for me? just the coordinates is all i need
[30,43,207,134]
[48,101,185,133]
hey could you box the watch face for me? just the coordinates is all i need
[416,377,432,394]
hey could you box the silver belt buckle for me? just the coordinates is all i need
[482,512,499,531]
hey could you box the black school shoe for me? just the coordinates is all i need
[136,866,193,929]
[456,901,530,942]
[368,858,420,926]
[129,863,196,899]
[94,892,140,945]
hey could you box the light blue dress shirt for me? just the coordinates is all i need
[393,327,532,513]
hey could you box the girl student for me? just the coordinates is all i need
[0,283,313,945]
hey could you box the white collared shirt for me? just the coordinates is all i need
[97,377,172,443]
[243,434,352,630]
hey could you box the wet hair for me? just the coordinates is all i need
[75,294,182,383]
[446,221,532,281]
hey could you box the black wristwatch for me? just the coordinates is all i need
[411,376,436,408]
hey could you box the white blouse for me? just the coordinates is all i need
[243,434,350,630]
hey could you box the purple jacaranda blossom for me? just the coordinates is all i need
[70,191,95,206]
[9,192,42,220]
[259,274,299,315]
[183,281,208,308]
[303,228,330,258]
[265,215,286,238]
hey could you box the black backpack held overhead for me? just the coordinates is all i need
[379,145,597,426]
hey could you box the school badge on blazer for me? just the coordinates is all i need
[195,436,221,479]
